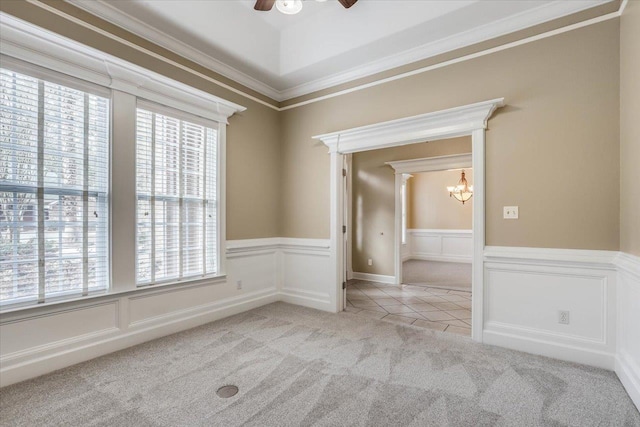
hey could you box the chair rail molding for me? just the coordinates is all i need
[313,98,504,343]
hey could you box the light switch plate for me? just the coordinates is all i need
[503,206,519,219]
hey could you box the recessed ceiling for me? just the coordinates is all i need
[68,0,614,101]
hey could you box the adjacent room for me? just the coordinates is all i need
[347,139,475,336]
[0,0,639,425]
[403,168,473,292]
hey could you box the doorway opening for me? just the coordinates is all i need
[345,145,474,336]
[314,98,504,343]
[395,158,473,336]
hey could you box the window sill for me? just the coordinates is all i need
[0,274,227,318]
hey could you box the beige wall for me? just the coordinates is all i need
[351,138,471,276]
[620,0,640,257]
[1,2,627,252]
[409,170,473,230]
[0,0,282,240]
[282,20,620,251]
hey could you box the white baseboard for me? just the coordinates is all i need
[280,288,332,311]
[352,272,396,284]
[0,288,278,387]
[483,322,615,370]
[616,350,640,410]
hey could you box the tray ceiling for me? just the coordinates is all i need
[68,0,614,101]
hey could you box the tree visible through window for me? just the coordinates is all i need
[136,106,218,285]
[0,68,109,304]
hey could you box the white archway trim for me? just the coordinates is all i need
[313,98,503,343]
[386,153,472,174]
[314,98,503,154]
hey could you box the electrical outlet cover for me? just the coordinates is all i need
[558,310,570,324]
[503,206,519,219]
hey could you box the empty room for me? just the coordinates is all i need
[0,0,639,425]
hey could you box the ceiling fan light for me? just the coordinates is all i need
[276,0,303,14]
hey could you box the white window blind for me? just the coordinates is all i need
[0,67,109,305]
[136,104,218,285]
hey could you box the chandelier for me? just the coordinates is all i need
[447,170,473,204]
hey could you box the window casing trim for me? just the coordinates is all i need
[0,55,111,99]
[0,15,239,312]
[0,65,111,308]
[0,15,245,123]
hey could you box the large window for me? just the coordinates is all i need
[136,104,219,285]
[0,40,233,309]
[0,67,110,305]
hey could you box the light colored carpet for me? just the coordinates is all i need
[403,260,472,292]
[1,302,638,426]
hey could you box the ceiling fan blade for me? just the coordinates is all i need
[254,0,275,11]
[337,0,358,8]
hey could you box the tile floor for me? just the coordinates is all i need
[346,280,472,336]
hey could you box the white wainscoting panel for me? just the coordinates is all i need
[483,247,618,369]
[615,252,640,410]
[408,229,472,263]
[0,301,120,360]
[2,238,639,413]
[0,238,333,387]
[280,238,332,311]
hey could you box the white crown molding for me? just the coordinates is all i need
[0,14,245,123]
[66,0,612,102]
[313,98,504,154]
[386,153,472,175]
[278,0,614,100]
[18,0,622,110]
[65,0,283,102]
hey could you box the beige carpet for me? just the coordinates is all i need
[403,260,472,292]
[0,302,638,426]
